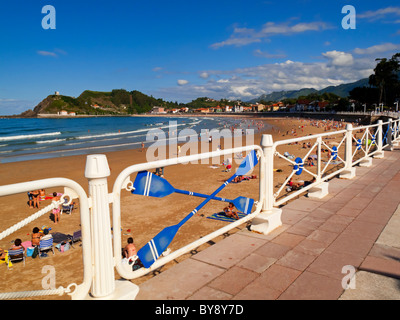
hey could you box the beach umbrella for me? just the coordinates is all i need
[132,171,254,214]
[137,150,259,268]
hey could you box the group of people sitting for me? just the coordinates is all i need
[0,227,53,265]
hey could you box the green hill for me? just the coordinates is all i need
[29,89,181,116]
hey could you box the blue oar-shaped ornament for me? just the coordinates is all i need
[132,171,254,214]
[137,150,259,268]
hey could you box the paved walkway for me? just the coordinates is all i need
[136,149,400,300]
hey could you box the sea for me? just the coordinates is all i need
[0,116,267,164]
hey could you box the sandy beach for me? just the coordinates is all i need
[0,115,354,299]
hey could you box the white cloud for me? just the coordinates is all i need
[253,49,287,59]
[322,50,354,67]
[199,72,209,79]
[359,6,400,21]
[37,49,67,58]
[353,43,400,55]
[37,50,58,57]
[154,50,377,103]
[211,21,330,49]
[177,79,189,86]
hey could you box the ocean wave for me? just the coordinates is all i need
[36,138,67,144]
[75,122,194,140]
[0,132,62,142]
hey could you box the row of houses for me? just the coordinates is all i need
[150,99,335,114]
[150,103,269,114]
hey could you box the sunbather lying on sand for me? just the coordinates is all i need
[223,203,239,220]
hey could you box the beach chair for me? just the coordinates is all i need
[39,238,55,258]
[7,248,25,270]
[68,230,82,248]
[60,199,74,215]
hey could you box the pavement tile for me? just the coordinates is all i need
[237,253,276,273]
[319,218,351,234]
[345,219,385,241]
[192,233,267,269]
[317,200,346,213]
[327,232,375,258]
[336,207,362,218]
[307,229,338,246]
[286,223,315,237]
[356,208,394,225]
[278,271,344,300]
[187,286,233,300]
[307,250,364,280]
[341,196,373,211]
[281,208,309,225]
[293,238,327,256]
[308,207,335,219]
[232,281,281,300]
[282,199,322,212]
[253,241,291,260]
[258,264,301,292]
[369,243,400,262]
[276,250,316,271]
[360,256,400,279]
[208,266,259,295]
[271,233,305,248]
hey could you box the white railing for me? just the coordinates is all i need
[0,117,399,300]
[269,118,399,207]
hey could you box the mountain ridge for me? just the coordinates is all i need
[248,77,370,103]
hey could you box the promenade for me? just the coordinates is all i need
[136,148,400,300]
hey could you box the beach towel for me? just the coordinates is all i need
[207,212,247,222]
[52,232,69,243]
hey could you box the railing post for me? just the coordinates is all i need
[250,135,282,234]
[392,119,399,146]
[85,154,115,298]
[374,120,384,158]
[386,118,394,151]
[84,154,139,300]
[340,123,356,179]
[307,136,329,199]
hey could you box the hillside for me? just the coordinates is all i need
[27,89,181,116]
[249,77,370,103]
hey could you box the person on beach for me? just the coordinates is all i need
[141,142,145,152]
[41,228,52,241]
[286,177,316,191]
[223,202,239,220]
[39,189,46,201]
[52,192,61,224]
[31,227,41,246]
[31,190,40,208]
[123,237,137,259]
[27,191,34,208]
[9,239,23,258]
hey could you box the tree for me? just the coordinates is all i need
[368,53,400,106]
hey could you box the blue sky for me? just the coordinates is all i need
[1,0,400,115]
